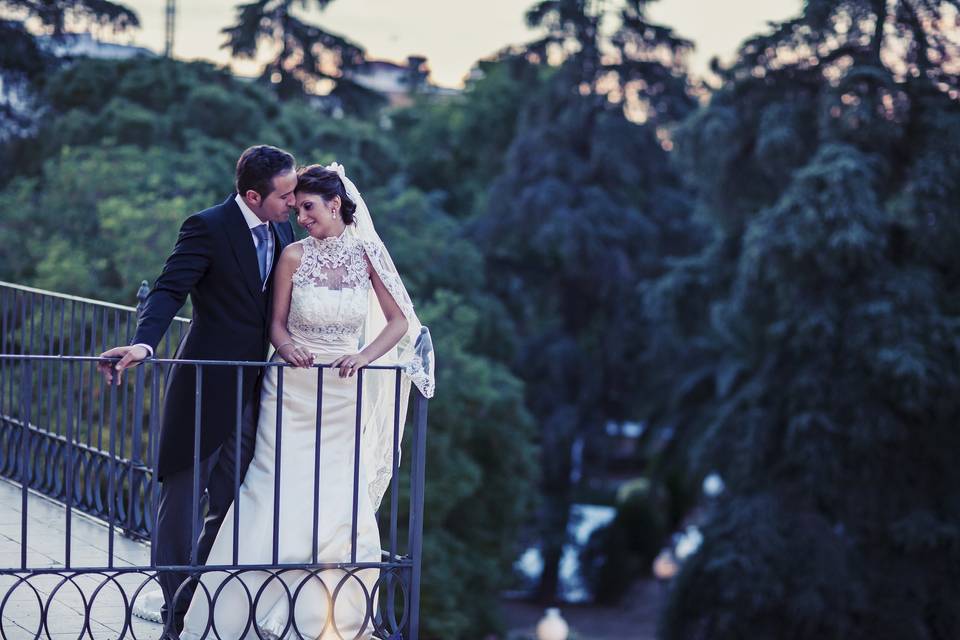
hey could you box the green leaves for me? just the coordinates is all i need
[661,493,866,640]
[0,144,219,301]
[470,7,702,597]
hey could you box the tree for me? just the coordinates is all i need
[648,1,960,637]
[222,0,382,113]
[0,0,138,143]
[0,143,232,300]
[524,0,695,121]
[389,54,550,219]
[471,0,698,602]
[365,177,540,639]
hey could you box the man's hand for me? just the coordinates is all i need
[97,345,149,385]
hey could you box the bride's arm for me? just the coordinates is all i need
[270,243,313,368]
[331,257,408,377]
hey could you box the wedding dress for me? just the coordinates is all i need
[178,164,435,639]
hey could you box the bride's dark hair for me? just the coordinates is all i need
[295,165,357,224]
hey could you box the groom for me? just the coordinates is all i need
[98,145,297,633]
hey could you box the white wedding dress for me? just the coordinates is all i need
[180,233,388,640]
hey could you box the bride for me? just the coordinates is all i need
[176,162,435,639]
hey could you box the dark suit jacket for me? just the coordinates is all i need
[133,195,295,478]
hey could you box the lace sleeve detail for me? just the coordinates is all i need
[361,239,434,398]
[362,240,414,317]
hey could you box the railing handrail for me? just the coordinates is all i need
[0,280,189,323]
[0,353,406,369]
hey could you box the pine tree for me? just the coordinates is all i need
[475,0,698,601]
[222,0,378,110]
[650,2,960,637]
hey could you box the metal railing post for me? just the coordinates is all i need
[406,389,429,640]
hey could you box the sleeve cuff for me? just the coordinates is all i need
[132,343,154,357]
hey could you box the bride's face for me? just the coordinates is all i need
[295,192,342,238]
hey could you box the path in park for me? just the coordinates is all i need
[501,579,664,640]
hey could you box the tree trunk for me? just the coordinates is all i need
[872,0,887,64]
[536,538,565,603]
[535,433,575,603]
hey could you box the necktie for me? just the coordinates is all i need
[252,224,270,283]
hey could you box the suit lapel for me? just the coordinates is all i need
[268,222,284,275]
[221,196,266,313]
[264,220,294,326]
[272,220,292,261]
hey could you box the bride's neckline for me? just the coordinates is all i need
[309,227,348,244]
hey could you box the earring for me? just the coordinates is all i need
[331,209,338,220]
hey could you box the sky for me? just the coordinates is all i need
[115,0,801,88]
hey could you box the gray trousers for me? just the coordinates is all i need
[155,399,259,630]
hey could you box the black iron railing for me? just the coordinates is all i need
[0,281,188,538]
[0,282,429,639]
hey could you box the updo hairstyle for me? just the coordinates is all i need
[295,164,357,224]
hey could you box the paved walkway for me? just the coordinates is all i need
[0,478,163,639]
[500,579,664,640]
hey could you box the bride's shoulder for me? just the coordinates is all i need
[279,240,307,264]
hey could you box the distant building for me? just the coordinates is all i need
[35,32,154,60]
[344,56,458,108]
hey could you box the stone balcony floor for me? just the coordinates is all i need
[0,478,163,639]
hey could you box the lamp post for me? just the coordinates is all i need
[653,548,679,582]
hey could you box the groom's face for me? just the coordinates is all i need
[253,169,298,223]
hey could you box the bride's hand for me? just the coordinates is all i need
[330,353,370,378]
[277,342,314,368]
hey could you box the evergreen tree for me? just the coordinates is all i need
[474,0,698,601]
[650,2,960,637]
[222,0,381,112]
[389,54,550,219]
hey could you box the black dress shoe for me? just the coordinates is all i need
[159,617,184,638]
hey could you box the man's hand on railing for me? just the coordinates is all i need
[97,345,150,385]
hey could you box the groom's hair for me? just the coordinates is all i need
[235,145,295,199]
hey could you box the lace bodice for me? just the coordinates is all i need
[288,234,371,348]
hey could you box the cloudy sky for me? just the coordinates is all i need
[116,0,800,87]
